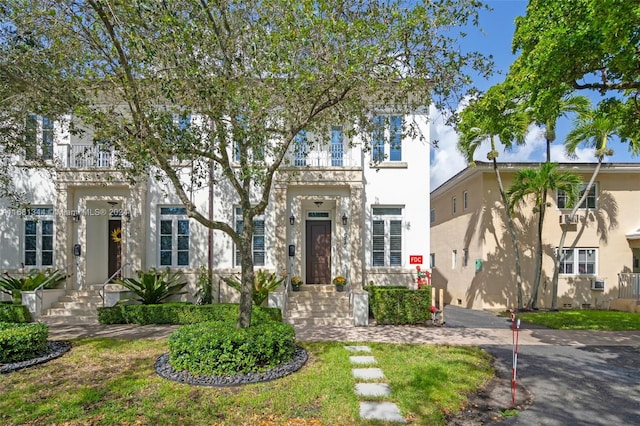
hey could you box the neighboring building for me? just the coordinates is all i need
[430,161,640,311]
[0,111,431,323]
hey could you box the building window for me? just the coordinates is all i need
[463,191,468,210]
[452,249,457,269]
[25,115,54,160]
[159,207,190,267]
[430,208,435,224]
[452,196,457,214]
[24,207,54,267]
[430,253,435,268]
[293,130,307,166]
[559,247,597,275]
[331,126,344,166]
[557,184,597,209]
[371,206,403,267]
[463,248,469,267]
[234,207,265,267]
[372,115,402,162]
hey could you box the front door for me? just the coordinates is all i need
[108,220,122,280]
[306,220,331,284]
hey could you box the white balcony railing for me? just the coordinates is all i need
[285,145,361,168]
[58,144,116,169]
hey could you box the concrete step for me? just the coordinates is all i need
[43,307,97,316]
[58,296,103,303]
[286,305,350,314]
[287,309,351,319]
[38,315,99,326]
[50,301,102,310]
[65,290,102,298]
[285,317,353,327]
[292,285,342,293]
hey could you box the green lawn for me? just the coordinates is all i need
[516,310,640,330]
[0,339,493,425]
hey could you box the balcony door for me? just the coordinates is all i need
[306,220,331,284]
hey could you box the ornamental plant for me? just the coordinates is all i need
[115,268,187,305]
[291,276,303,286]
[332,276,346,286]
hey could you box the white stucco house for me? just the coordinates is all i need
[0,111,431,325]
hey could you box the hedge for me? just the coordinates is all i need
[0,322,48,363]
[97,302,282,325]
[0,303,32,323]
[168,320,296,376]
[367,286,432,325]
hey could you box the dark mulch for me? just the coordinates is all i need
[0,341,72,374]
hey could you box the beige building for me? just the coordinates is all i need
[430,161,640,311]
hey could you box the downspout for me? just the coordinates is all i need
[208,159,217,303]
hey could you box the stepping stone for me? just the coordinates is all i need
[355,383,391,397]
[359,401,406,423]
[352,368,385,380]
[350,355,376,364]
[344,345,371,352]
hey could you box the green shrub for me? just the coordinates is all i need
[0,322,48,363]
[195,265,214,305]
[168,320,296,375]
[114,268,188,305]
[223,270,285,306]
[0,304,32,323]
[367,286,432,325]
[0,269,66,304]
[97,303,282,325]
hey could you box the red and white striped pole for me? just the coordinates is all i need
[511,315,521,406]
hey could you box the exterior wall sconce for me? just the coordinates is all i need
[71,211,81,222]
[342,213,348,226]
[289,214,295,225]
[123,210,131,222]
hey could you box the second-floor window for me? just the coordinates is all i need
[557,183,597,209]
[452,196,457,214]
[159,207,190,267]
[372,206,403,267]
[25,115,54,160]
[24,207,54,267]
[234,207,265,267]
[331,126,344,166]
[372,115,402,162]
[293,130,307,166]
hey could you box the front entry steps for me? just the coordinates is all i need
[38,285,103,325]
[285,284,353,327]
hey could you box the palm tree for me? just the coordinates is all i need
[549,106,633,309]
[457,83,530,309]
[537,95,591,163]
[506,162,581,310]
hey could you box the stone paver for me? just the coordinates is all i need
[344,345,372,352]
[349,355,376,364]
[352,367,385,380]
[359,401,406,423]
[355,383,391,397]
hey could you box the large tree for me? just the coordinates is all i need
[457,82,530,309]
[1,0,492,327]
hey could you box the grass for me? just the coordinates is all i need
[0,338,493,425]
[515,310,640,330]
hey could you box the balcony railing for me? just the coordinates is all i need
[53,144,116,169]
[617,273,640,300]
[285,146,361,168]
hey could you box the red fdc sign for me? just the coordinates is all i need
[409,255,423,265]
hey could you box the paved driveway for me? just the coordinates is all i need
[444,306,640,426]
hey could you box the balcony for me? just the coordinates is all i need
[284,145,362,168]
[56,144,116,169]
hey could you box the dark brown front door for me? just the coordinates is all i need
[306,220,331,284]
[108,220,122,280]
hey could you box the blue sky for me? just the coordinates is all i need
[429,0,638,190]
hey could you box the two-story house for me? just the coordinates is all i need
[430,161,640,312]
[0,111,432,324]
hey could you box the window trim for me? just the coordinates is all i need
[452,196,457,214]
[371,115,403,162]
[234,207,266,267]
[463,191,468,210]
[371,205,403,267]
[23,206,55,267]
[559,247,598,276]
[159,206,190,267]
[557,183,597,210]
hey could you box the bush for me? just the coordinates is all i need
[114,268,188,305]
[0,304,33,323]
[168,320,296,375]
[223,270,286,306]
[0,269,66,304]
[0,322,48,363]
[97,303,282,325]
[367,286,432,325]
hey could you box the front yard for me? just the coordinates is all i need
[515,310,640,331]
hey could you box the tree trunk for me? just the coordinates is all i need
[493,158,524,309]
[527,190,546,309]
[550,159,602,309]
[237,218,255,328]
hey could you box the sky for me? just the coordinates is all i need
[428,0,639,190]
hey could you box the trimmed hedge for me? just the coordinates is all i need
[367,286,432,325]
[97,302,282,325]
[168,320,296,375]
[0,322,48,363]
[0,304,32,323]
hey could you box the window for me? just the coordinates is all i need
[452,250,457,269]
[430,208,435,224]
[24,207,54,267]
[559,247,597,275]
[293,130,307,166]
[331,126,344,166]
[463,248,469,267]
[159,207,190,267]
[463,191,468,210]
[371,206,403,267]
[430,253,435,268]
[372,115,402,162]
[557,184,597,209]
[452,196,457,214]
[234,207,265,266]
[25,115,53,160]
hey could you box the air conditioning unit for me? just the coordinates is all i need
[591,279,605,291]
[559,214,578,225]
